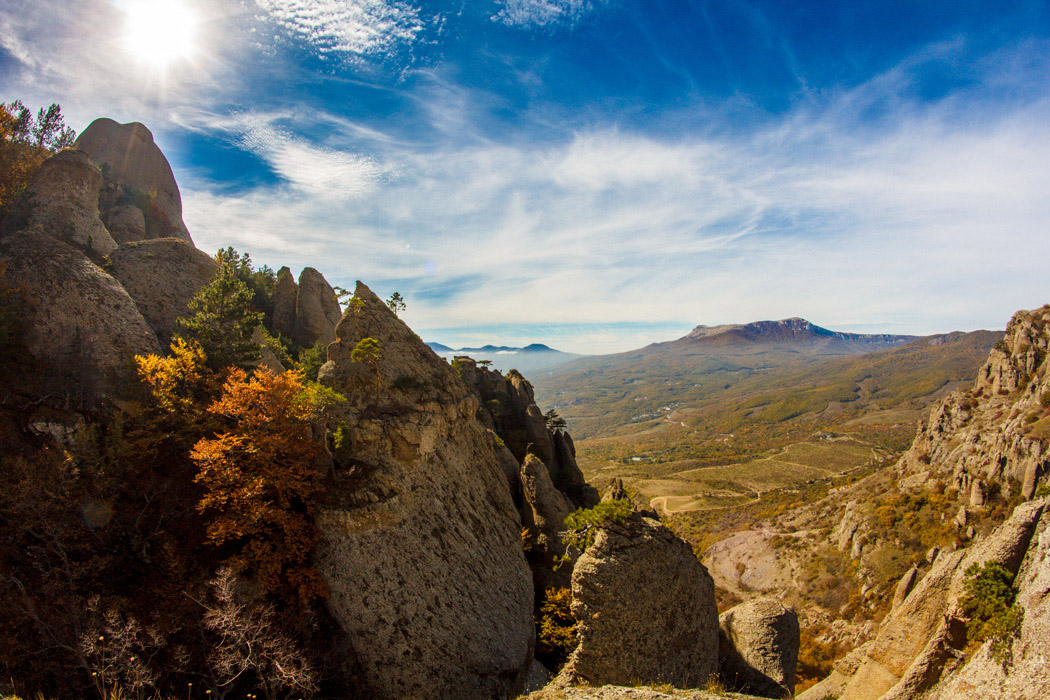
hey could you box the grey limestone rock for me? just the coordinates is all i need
[107,238,219,346]
[315,282,534,700]
[718,597,800,698]
[293,267,341,347]
[75,118,192,242]
[20,149,117,256]
[562,511,719,688]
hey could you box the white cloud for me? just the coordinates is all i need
[254,0,423,56]
[494,0,608,29]
[179,78,1050,353]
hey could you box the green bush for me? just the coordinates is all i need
[960,561,1024,661]
[562,500,634,552]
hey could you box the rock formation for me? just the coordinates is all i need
[315,282,535,700]
[293,267,341,347]
[718,597,799,698]
[17,149,117,256]
[455,356,599,509]
[560,511,719,687]
[0,228,160,398]
[108,239,219,346]
[520,453,576,592]
[266,265,341,347]
[75,118,192,243]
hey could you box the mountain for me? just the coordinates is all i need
[427,341,585,375]
[670,317,917,354]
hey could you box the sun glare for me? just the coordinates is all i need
[122,0,198,68]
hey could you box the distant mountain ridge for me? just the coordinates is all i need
[665,317,917,354]
[427,342,559,354]
[426,341,583,375]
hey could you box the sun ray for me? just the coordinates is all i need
[121,0,198,69]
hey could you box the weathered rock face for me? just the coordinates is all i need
[75,119,192,243]
[925,498,1050,700]
[315,282,534,700]
[896,306,1050,499]
[521,453,575,592]
[100,205,147,244]
[293,267,341,347]
[718,597,799,699]
[457,358,599,509]
[19,149,117,256]
[562,512,719,688]
[108,239,219,346]
[602,477,629,503]
[824,499,1045,700]
[0,228,160,398]
[271,266,298,340]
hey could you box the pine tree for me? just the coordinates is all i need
[176,259,263,371]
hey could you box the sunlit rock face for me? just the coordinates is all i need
[75,118,193,244]
[315,282,535,700]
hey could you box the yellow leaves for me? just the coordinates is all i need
[134,338,215,417]
[190,366,325,603]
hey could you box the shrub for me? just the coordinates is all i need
[562,500,634,552]
[535,588,577,670]
[960,561,1023,661]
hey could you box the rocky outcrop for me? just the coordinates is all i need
[561,512,719,688]
[925,498,1050,700]
[718,597,799,699]
[456,357,599,509]
[293,267,341,347]
[830,499,1044,700]
[265,266,340,347]
[521,453,575,592]
[271,266,298,340]
[0,228,160,397]
[19,149,117,256]
[75,119,192,243]
[108,239,219,346]
[602,477,628,502]
[896,306,1050,498]
[101,205,147,244]
[315,282,534,700]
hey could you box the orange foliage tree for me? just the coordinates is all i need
[190,368,327,602]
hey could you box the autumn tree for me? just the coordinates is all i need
[191,368,326,602]
[176,255,263,371]
[0,101,76,224]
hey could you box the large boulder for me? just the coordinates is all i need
[0,228,159,398]
[718,597,799,698]
[107,239,219,346]
[101,205,147,244]
[18,149,117,256]
[293,267,340,347]
[562,511,719,687]
[315,282,534,700]
[75,119,192,243]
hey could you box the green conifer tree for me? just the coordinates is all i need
[176,260,263,370]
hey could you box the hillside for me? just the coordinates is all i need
[533,323,998,509]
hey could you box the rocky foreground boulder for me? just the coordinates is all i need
[718,597,799,698]
[560,511,719,687]
[315,282,535,700]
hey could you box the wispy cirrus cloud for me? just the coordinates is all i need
[254,0,424,56]
[493,0,609,29]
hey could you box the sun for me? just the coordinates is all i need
[121,0,198,69]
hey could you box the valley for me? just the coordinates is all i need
[531,322,1000,515]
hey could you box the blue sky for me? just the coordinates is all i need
[3,0,1050,353]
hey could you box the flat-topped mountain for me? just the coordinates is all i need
[663,317,916,355]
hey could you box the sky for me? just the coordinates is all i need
[3,0,1050,354]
